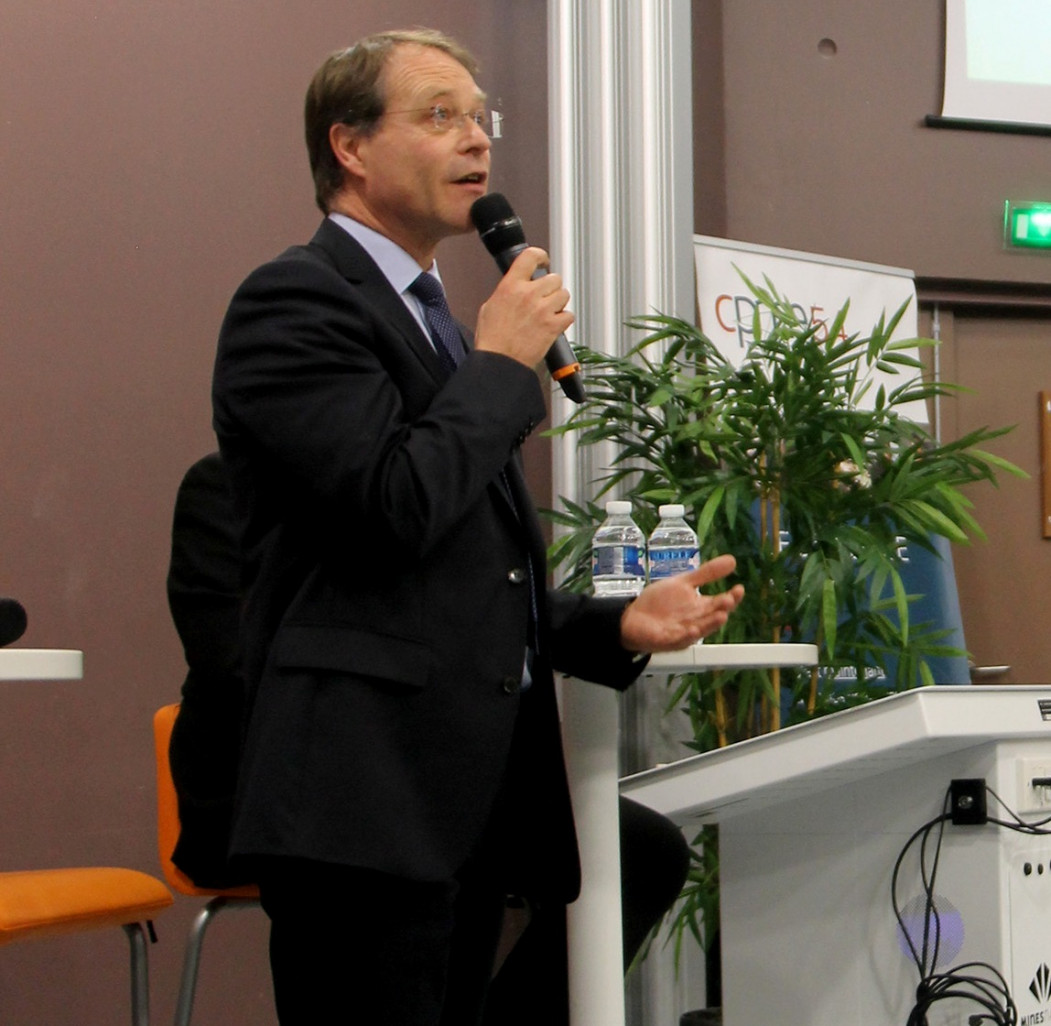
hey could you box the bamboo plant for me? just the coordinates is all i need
[545,274,1025,964]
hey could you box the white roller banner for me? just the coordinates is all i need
[693,235,927,424]
[692,236,971,686]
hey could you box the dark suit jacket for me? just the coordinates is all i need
[212,218,644,901]
[166,452,252,887]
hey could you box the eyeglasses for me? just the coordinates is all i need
[382,104,503,139]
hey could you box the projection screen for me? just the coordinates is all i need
[937,0,1051,130]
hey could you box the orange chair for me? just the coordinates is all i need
[0,856,173,1024]
[152,703,259,1026]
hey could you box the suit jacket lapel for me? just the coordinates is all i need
[308,219,452,387]
[310,219,522,536]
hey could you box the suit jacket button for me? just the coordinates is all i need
[507,567,526,585]
[501,676,521,695]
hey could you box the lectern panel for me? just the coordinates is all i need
[621,687,1051,1026]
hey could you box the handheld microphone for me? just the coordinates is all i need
[0,598,27,647]
[470,193,585,403]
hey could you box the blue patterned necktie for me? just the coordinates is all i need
[408,272,466,376]
[410,273,538,671]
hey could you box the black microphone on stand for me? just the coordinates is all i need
[470,193,585,403]
[0,598,27,647]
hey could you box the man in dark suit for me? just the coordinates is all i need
[167,450,693,1022]
[211,27,743,1026]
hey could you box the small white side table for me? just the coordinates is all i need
[0,649,84,681]
[562,642,818,1026]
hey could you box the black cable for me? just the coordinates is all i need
[891,791,952,977]
[986,786,1051,833]
[909,963,1015,1025]
[894,785,1019,1026]
[918,794,951,973]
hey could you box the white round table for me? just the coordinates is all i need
[0,649,83,681]
[562,643,818,1026]
[646,642,818,674]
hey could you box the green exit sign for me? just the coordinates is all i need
[1005,202,1051,249]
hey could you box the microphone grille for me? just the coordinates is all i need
[470,193,526,257]
[470,192,515,232]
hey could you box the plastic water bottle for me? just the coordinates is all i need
[647,504,700,582]
[591,501,647,597]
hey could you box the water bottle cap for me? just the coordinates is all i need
[658,504,685,517]
[605,500,633,515]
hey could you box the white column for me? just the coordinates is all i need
[548,3,694,1025]
[548,0,694,501]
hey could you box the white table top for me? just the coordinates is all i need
[645,641,819,673]
[0,649,83,681]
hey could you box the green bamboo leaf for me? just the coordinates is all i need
[890,566,909,646]
[900,499,969,543]
[881,299,911,340]
[968,448,1029,479]
[696,486,726,541]
[879,351,924,370]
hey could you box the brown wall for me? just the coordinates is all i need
[0,2,546,1022]
[690,0,1051,683]
[695,0,1051,283]
[2,0,1048,1021]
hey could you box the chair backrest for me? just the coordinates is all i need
[153,703,258,899]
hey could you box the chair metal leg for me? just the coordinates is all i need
[122,923,151,1026]
[174,896,261,1026]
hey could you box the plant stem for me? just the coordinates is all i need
[770,482,782,731]
[807,625,824,714]
[714,676,728,748]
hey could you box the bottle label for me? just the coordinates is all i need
[649,547,699,580]
[593,545,645,578]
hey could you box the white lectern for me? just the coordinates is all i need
[622,686,1051,1026]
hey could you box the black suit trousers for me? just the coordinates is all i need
[258,855,507,1026]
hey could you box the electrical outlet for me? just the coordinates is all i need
[1016,757,1051,814]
